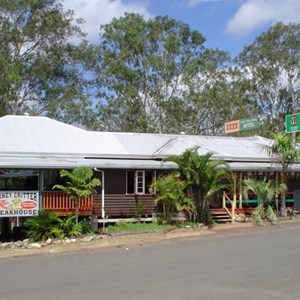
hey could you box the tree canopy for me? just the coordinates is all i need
[0,0,97,126]
[1,1,299,137]
[93,13,211,133]
[236,22,300,132]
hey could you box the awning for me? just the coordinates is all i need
[228,162,300,172]
[1,156,300,172]
[0,157,177,170]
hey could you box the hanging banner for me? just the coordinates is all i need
[0,191,39,217]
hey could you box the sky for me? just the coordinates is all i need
[61,0,300,57]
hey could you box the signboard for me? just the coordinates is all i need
[285,113,300,133]
[225,116,259,134]
[240,116,259,131]
[0,191,39,217]
[224,120,240,134]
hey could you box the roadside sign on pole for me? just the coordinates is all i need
[240,116,259,132]
[285,113,300,133]
[224,116,259,134]
[224,120,240,134]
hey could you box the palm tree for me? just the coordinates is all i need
[53,166,101,223]
[243,177,286,225]
[265,132,299,216]
[150,172,194,223]
[165,147,229,225]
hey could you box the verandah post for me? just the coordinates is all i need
[232,172,237,222]
[239,172,243,208]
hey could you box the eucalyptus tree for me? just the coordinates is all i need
[0,0,97,127]
[165,147,229,225]
[185,49,254,135]
[265,132,299,216]
[235,22,300,132]
[94,13,209,133]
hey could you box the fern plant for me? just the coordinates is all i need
[58,214,82,237]
[58,215,92,237]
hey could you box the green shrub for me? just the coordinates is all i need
[266,205,278,225]
[25,211,93,242]
[25,210,62,242]
[251,204,278,226]
[79,219,93,235]
[251,206,265,226]
[58,214,83,237]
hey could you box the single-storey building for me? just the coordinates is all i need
[0,115,299,230]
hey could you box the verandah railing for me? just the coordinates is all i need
[222,191,294,221]
[42,191,94,215]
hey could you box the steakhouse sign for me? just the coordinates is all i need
[225,117,259,134]
[0,191,39,217]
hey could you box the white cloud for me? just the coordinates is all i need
[61,0,153,42]
[226,0,300,39]
[186,0,224,8]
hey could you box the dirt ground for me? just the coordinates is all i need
[1,219,298,259]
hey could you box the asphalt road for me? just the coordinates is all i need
[1,222,300,300]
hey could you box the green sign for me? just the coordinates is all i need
[285,113,300,133]
[240,116,259,131]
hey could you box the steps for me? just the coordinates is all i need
[210,208,232,223]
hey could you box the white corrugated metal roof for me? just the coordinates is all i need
[0,115,299,171]
[164,135,270,161]
[0,115,129,156]
[0,115,268,160]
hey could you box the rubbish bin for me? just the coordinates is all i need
[89,215,99,232]
[293,190,300,211]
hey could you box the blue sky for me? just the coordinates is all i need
[62,0,300,57]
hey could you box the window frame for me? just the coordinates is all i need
[126,170,156,195]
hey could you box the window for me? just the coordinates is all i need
[126,170,154,194]
[43,169,66,191]
[0,169,38,191]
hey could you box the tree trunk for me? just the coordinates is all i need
[193,188,202,223]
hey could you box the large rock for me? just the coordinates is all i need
[45,238,52,245]
[27,243,42,249]
[1,242,13,249]
[82,236,94,242]
[235,213,246,222]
